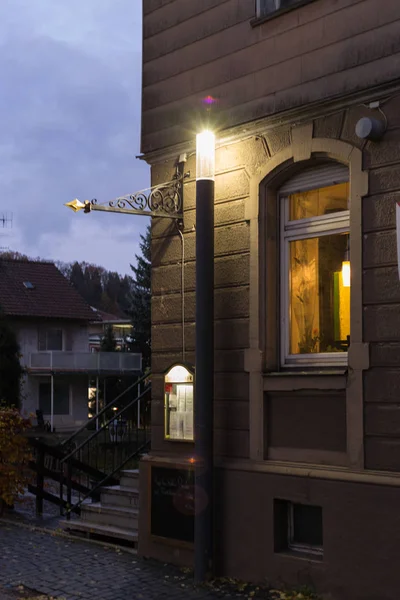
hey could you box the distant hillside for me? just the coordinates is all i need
[0,251,133,317]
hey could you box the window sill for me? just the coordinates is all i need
[250,0,317,27]
[266,369,347,376]
[263,371,347,392]
[276,549,323,563]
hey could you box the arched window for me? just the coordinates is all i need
[279,163,350,367]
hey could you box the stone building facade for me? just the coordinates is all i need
[138,1,400,598]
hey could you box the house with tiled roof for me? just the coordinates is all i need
[88,307,133,352]
[0,258,141,431]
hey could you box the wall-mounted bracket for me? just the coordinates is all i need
[67,161,189,220]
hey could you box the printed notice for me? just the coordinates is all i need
[177,385,186,412]
[176,411,185,439]
[185,385,193,413]
[169,391,177,409]
[169,412,179,439]
[183,412,194,441]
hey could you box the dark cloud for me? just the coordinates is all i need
[0,0,149,274]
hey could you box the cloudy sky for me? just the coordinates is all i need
[0,0,149,275]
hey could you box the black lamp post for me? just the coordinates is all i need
[194,130,216,583]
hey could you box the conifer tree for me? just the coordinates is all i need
[129,226,151,370]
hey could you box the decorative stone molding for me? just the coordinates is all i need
[247,136,368,469]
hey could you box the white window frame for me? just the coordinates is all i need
[279,164,350,368]
[38,327,64,352]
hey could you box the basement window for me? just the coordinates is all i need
[274,500,323,559]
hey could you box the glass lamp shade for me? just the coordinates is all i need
[196,131,215,181]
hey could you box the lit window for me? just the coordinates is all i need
[257,0,310,17]
[280,165,350,367]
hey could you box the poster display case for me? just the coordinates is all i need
[164,364,194,442]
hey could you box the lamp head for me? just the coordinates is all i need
[196,130,215,181]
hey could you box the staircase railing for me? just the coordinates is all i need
[27,373,151,518]
[28,437,115,515]
[60,371,150,449]
[59,375,151,519]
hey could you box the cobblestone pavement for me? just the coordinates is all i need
[3,490,62,529]
[0,522,267,600]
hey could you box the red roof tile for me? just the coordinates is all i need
[90,307,130,323]
[0,259,98,321]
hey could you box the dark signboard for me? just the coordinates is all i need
[151,466,195,543]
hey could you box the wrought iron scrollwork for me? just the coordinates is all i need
[88,174,185,219]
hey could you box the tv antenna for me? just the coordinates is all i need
[0,212,13,251]
[0,212,13,229]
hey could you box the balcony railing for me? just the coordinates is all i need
[27,351,142,374]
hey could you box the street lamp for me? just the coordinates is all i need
[195,130,215,583]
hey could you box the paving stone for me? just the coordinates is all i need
[0,522,270,600]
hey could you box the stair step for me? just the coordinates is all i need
[100,485,139,509]
[120,469,139,489]
[60,520,138,547]
[82,503,139,529]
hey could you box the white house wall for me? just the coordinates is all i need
[13,319,90,365]
[12,319,90,427]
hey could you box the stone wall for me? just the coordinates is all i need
[150,92,400,472]
[142,0,400,152]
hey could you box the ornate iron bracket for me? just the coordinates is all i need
[84,163,189,220]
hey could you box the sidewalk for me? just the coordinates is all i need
[0,520,272,600]
[0,584,54,599]
[0,492,275,600]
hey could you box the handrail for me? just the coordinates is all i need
[29,437,119,487]
[60,384,151,464]
[27,374,151,519]
[65,438,150,517]
[60,379,151,519]
[60,371,150,447]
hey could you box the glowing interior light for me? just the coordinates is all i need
[342,261,351,287]
[165,365,192,383]
[196,130,215,181]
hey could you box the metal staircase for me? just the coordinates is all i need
[28,373,151,548]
